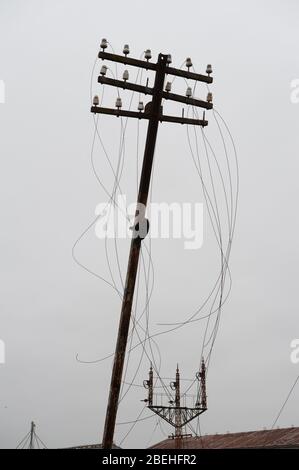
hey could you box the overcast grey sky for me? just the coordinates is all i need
[0,0,299,449]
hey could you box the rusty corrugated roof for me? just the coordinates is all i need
[151,427,299,449]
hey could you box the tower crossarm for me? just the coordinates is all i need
[148,405,207,428]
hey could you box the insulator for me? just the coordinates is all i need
[115,97,122,108]
[165,81,172,92]
[144,49,152,60]
[186,87,192,98]
[123,44,130,56]
[123,69,129,81]
[206,64,213,75]
[186,57,193,69]
[100,65,107,76]
[138,101,144,111]
[100,38,108,50]
[166,54,172,65]
[93,95,99,106]
[206,92,213,103]
[170,381,177,390]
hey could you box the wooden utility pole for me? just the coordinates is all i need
[102,53,167,449]
[91,43,213,449]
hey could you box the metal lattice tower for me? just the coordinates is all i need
[143,360,208,448]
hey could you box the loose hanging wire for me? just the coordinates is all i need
[117,58,239,440]
[271,374,299,429]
